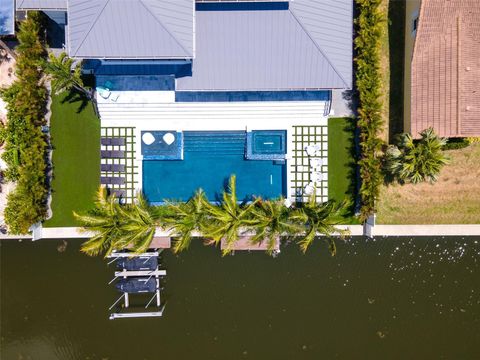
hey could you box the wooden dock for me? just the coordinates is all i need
[114,269,167,277]
[220,236,280,251]
[150,237,171,249]
[125,237,171,249]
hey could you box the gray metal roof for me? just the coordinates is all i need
[176,1,352,91]
[1,0,15,35]
[290,0,353,88]
[16,0,67,10]
[67,0,194,59]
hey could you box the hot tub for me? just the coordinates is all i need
[246,130,287,160]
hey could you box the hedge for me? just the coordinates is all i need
[354,0,385,221]
[443,138,470,151]
[0,12,49,234]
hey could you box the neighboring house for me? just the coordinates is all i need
[404,0,480,138]
[15,0,353,204]
[0,0,15,36]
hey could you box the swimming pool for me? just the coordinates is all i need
[143,131,286,203]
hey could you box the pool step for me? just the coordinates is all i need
[183,132,246,154]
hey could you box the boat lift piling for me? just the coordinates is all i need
[109,293,126,311]
[106,250,166,319]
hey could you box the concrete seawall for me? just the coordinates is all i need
[2,224,480,241]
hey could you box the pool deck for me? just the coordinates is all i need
[97,97,330,203]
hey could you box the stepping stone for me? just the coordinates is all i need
[100,176,125,185]
[101,150,124,158]
[101,164,126,172]
[101,137,125,146]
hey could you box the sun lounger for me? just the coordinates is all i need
[110,93,120,102]
[97,87,111,99]
[310,158,323,169]
[311,171,324,183]
[101,137,125,146]
[303,182,315,196]
[100,176,125,185]
[101,150,124,158]
[101,164,126,172]
[304,144,321,157]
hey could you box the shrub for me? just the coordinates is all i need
[354,0,386,220]
[385,128,449,184]
[0,12,49,234]
[466,137,480,145]
[0,122,6,146]
[443,138,470,150]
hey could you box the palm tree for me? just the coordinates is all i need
[385,127,449,184]
[43,52,92,99]
[75,187,159,257]
[249,198,303,255]
[115,192,159,255]
[74,187,123,257]
[164,189,209,253]
[202,175,259,256]
[290,191,349,255]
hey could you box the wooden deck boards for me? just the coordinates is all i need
[220,236,280,251]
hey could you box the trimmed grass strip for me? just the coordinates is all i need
[44,92,100,227]
[328,117,359,224]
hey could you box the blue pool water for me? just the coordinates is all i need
[143,131,286,203]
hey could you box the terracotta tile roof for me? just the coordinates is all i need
[411,0,480,138]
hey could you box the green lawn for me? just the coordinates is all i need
[43,92,100,227]
[328,117,359,224]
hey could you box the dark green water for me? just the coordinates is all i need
[1,237,479,359]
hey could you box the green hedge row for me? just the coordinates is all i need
[1,12,49,234]
[354,0,385,221]
[443,137,480,150]
[443,138,470,150]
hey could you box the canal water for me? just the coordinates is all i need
[1,236,479,359]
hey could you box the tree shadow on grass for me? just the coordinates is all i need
[334,119,360,223]
[387,0,406,143]
[60,90,89,114]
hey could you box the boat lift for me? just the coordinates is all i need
[107,250,166,320]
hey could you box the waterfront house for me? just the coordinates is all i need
[16,0,353,204]
[404,0,480,138]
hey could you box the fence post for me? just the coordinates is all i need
[364,214,376,238]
